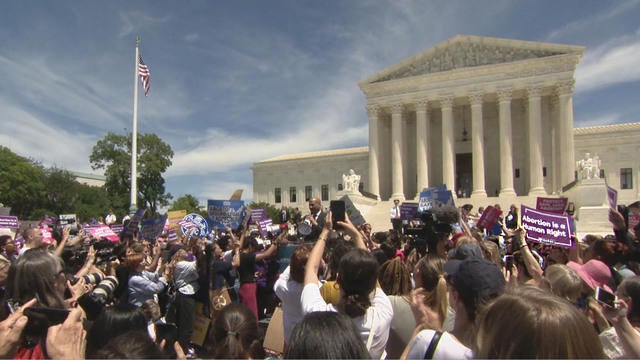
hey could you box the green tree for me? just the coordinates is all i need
[90,132,174,217]
[169,194,205,216]
[0,146,45,219]
[41,168,79,215]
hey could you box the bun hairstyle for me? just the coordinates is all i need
[337,248,379,318]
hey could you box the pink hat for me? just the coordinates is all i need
[567,260,612,292]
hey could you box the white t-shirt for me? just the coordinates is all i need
[273,266,306,343]
[405,329,473,360]
[301,282,393,359]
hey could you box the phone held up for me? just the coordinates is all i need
[330,200,346,224]
[594,286,617,308]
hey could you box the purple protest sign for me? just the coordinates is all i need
[535,197,568,214]
[109,224,124,234]
[0,216,19,229]
[521,205,573,247]
[250,209,268,224]
[400,203,420,221]
[606,185,618,211]
[258,219,273,238]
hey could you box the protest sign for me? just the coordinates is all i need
[109,224,124,234]
[207,200,246,230]
[0,216,19,229]
[124,209,146,236]
[85,225,119,242]
[59,214,78,230]
[258,219,273,238]
[338,195,367,227]
[476,205,503,230]
[181,213,209,238]
[606,186,618,211]
[418,185,455,213]
[400,203,420,221]
[521,205,573,247]
[41,227,54,244]
[43,214,57,226]
[249,208,268,224]
[140,215,168,242]
[167,210,187,229]
[535,197,568,214]
[167,228,178,242]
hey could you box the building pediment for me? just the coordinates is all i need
[362,35,584,84]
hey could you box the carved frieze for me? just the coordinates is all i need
[375,42,564,82]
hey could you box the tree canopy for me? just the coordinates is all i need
[0,146,111,221]
[90,132,173,217]
[169,194,206,217]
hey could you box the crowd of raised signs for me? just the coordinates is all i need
[1,189,640,359]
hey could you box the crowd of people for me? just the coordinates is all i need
[0,196,640,359]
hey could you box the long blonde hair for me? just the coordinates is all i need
[413,254,448,326]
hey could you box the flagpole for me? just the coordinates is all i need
[130,36,140,215]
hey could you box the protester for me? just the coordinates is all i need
[379,257,415,359]
[207,303,265,359]
[285,311,370,359]
[273,243,312,344]
[302,212,392,359]
[475,285,605,358]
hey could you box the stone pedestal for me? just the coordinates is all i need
[564,178,611,233]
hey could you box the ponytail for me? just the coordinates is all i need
[341,293,371,318]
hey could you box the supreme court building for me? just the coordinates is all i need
[253,35,640,210]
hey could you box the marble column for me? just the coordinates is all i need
[366,105,380,199]
[469,93,487,199]
[440,96,455,192]
[497,88,516,197]
[391,104,405,200]
[557,80,576,188]
[415,100,430,198]
[527,86,545,196]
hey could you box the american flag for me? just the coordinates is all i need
[138,55,150,96]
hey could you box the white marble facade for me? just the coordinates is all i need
[252,35,640,209]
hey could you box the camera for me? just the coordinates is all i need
[405,205,459,249]
[70,272,104,286]
[78,275,119,320]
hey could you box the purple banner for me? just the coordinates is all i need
[521,205,573,248]
[535,197,568,214]
[0,216,19,229]
[258,219,273,238]
[606,185,618,210]
[400,203,420,221]
[250,208,268,224]
[109,224,124,234]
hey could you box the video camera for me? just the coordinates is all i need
[405,205,459,248]
[266,222,288,236]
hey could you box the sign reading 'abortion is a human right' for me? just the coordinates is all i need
[521,205,573,248]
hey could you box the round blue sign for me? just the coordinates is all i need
[181,213,209,238]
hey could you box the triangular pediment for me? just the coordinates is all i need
[362,35,584,84]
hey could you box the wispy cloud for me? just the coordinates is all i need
[547,1,640,41]
[118,11,168,38]
[575,30,640,93]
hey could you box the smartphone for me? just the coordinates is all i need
[23,307,70,336]
[594,286,617,308]
[503,255,514,269]
[330,200,346,224]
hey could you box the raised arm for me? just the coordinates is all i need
[304,213,332,286]
[514,228,543,282]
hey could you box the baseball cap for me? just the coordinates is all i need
[444,243,483,275]
[448,258,506,301]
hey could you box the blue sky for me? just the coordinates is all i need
[1,1,639,206]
